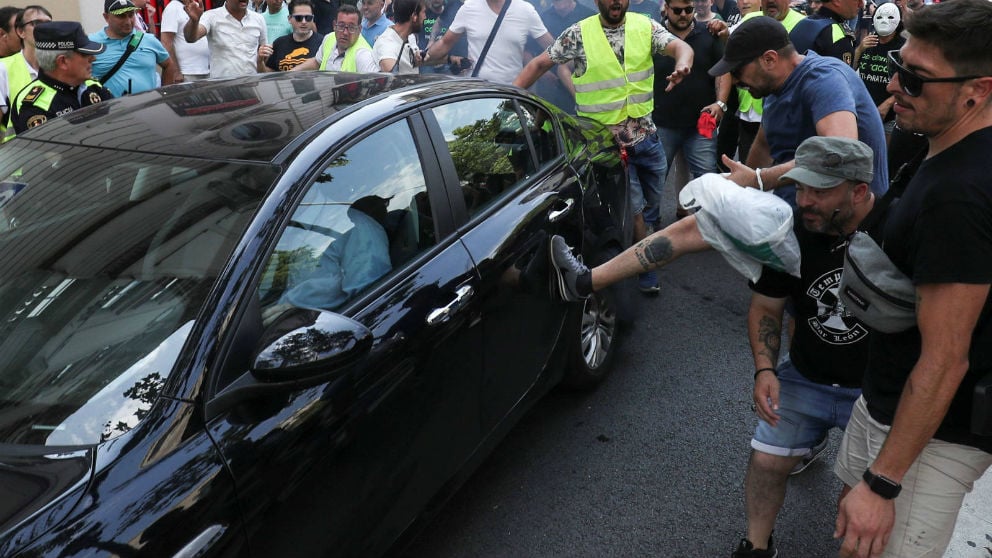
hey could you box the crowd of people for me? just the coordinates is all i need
[0,0,989,556]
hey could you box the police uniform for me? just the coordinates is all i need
[10,73,113,133]
[7,21,113,136]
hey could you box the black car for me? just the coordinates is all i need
[0,72,632,557]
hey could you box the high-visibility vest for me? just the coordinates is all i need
[573,13,654,126]
[737,10,805,116]
[8,77,103,138]
[318,33,373,71]
[2,53,35,142]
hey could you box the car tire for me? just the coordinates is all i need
[561,246,622,390]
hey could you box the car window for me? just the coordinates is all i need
[257,119,434,317]
[431,98,537,220]
[0,142,277,446]
[517,101,560,168]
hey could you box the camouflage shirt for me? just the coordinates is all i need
[547,16,676,147]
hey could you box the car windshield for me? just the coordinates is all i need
[0,142,278,447]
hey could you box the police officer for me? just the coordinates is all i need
[9,22,113,134]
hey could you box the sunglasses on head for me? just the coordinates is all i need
[668,5,694,14]
[886,50,984,98]
[292,14,315,22]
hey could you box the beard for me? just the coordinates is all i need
[598,0,626,25]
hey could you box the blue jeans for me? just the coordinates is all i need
[626,132,667,228]
[751,360,861,457]
[657,125,718,179]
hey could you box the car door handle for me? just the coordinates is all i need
[548,197,575,223]
[426,284,474,326]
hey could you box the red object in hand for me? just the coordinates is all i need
[697,111,718,139]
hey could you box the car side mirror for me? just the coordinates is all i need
[251,309,373,383]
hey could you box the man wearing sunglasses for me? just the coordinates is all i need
[713,16,888,205]
[833,1,992,556]
[294,4,378,71]
[262,0,324,71]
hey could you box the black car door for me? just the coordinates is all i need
[425,96,584,432]
[204,113,491,557]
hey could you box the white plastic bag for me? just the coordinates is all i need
[678,173,800,282]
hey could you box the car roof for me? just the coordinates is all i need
[16,72,513,164]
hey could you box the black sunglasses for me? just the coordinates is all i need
[292,14,315,22]
[668,5,694,14]
[886,50,984,97]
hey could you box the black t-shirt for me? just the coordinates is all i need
[312,0,340,35]
[856,34,904,122]
[267,32,325,71]
[652,23,724,128]
[864,126,992,453]
[419,1,467,57]
[750,215,872,387]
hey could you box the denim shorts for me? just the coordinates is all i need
[752,360,861,457]
[625,132,667,224]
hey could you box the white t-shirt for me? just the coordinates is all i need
[373,28,418,74]
[313,35,380,72]
[162,0,211,75]
[199,6,267,78]
[449,0,549,84]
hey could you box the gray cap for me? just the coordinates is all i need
[781,136,874,189]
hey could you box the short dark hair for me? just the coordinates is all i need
[336,3,360,19]
[0,6,21,33]
[16,5,51,28]
[288,0,314,12]
[904,0,992,77]
[391,0,423,23]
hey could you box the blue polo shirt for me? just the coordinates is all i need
[89,29,169,97]
[361,15,392,47]
[763,52,889,198]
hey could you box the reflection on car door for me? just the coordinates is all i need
[428,97,583,432]
[206,115,491,556]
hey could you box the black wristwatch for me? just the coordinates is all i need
[862,468,902,499]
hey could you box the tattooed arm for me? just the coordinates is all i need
[589,215,711,292]
[747,292,786,426]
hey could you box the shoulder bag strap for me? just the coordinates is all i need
[471,0,511,78]
[856,145,928,234]
[100,31,145,88]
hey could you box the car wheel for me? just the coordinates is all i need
[562,247,621,390]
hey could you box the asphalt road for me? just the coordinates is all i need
[403,243,852,557]
[401,222,992,557]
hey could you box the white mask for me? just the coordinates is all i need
[873,3,900,37]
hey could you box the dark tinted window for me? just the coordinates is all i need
[431,98,535,219]
[258,119,434,318]
[0,142,276,446]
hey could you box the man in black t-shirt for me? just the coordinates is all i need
[833,1,992,556]
[263,0,324,71]
[653,0,729,220]
[732,136,877,558]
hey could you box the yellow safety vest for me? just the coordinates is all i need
[737,10,805,116]
[573,13,654,125]
[318,34,373,71]
[2,53,34,142]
